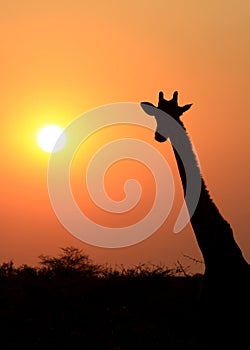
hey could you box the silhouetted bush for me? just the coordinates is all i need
[0,247,209,349]
[38,246,103,279]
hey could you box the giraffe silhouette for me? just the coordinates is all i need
[141,91,250,345]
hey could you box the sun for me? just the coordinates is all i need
[37,125,66,153]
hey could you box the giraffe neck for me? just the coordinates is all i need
[171,121,248,270]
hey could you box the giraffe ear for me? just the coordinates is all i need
[140,102,157,116]
[181,104,192,114]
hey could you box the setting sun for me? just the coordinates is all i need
[37,125,66,153]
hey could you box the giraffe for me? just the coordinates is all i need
[141,91,250,345]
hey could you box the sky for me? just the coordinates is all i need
[1,0,250,274]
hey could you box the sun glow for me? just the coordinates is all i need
[37,125,66,153]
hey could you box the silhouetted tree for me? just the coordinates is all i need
[38,246,102,278]
[0,260,14,278]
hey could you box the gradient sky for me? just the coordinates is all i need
[1,1,250,274]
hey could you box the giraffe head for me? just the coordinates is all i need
[141,91,192,142]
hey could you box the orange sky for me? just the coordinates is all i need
[1,1,250,274]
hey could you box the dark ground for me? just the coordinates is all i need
[0,247,244,349]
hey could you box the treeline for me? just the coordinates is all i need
[0,247,208,349]
[0,247,202,279]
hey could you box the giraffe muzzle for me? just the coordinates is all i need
[155,131,167,143]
